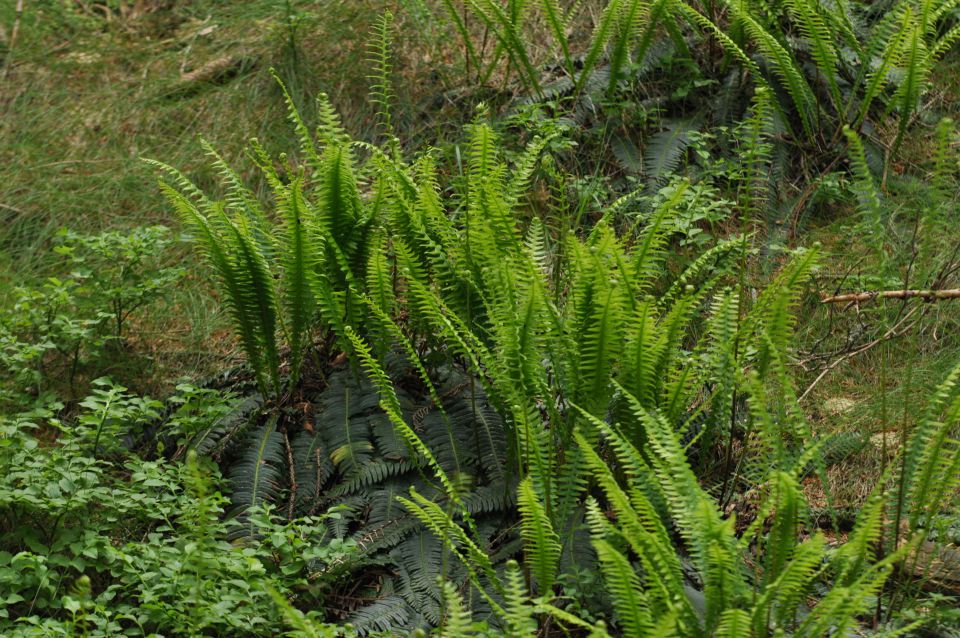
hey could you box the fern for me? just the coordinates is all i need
[279,179,315,385]
[517,476,561,595]
[153,179,281,397]
[783,0,843,110]
[592,537,653,636]
[644,119,698,185]
[228,416,285,538]
[888,21,930,157]
[438,579,474,638]
[843,126,884,254]
[536,0,573,76]
[730,2,818,138]
[465,0,542,95]
[571,0,621,95]
[367,11,396,142]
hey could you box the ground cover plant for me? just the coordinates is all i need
[2,1,960,636]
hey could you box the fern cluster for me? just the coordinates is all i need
[157,77,960,635]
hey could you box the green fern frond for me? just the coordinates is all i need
[783,0,843,109]
[592,538,654,637]
[517,476,561,595]
[279,179,315,384]
[155,182,280,395]
[855,5,911,127]
[574,0,622,95]
[843,126,883,249]
[271,69,323,171]
[502,559,537,636]
[730,2,818,138]
[716,608,751,638]
[398,487,506,612]
[606,0,647,93]
[465,0,542,95]
[675,1,762,77]
[438,579,474,638]
[315,92,350,148]
[888,22,931,157]
[536,0,573,74]
[367,11,396,141]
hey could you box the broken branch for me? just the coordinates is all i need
[822,289,960,304]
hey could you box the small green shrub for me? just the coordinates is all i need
[0,226,183,406]
[0,388,355,637]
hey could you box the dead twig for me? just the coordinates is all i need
[822,289,960,304]
[799,305,920,402]
[1,0,25,82]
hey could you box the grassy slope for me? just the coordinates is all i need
[0,0,391,390]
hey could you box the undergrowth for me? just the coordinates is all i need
[2,1,960,637]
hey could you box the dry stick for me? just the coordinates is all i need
[798,305,920,402]
[802,257,868,366]
[284,429,297,521]
[821,289,960,304]
[1,0,25,81]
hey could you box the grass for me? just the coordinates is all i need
[0,0,406,393]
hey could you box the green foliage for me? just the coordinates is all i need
[0,389,354,637]
[51,226,183,339]
[367,11,397,141]
[147,36,960,633]
[687,0,957,150]
[0,226,182,406]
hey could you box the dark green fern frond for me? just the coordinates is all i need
[290,428,331,515]
[347,595,410,636]
[189,393,263,459]
[228,416,285,538]
[644,119,698,186]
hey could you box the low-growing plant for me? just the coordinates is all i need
[0,388,355,637]
[52,226,184,340]
[0,226,183,406]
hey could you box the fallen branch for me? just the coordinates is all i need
[822,289,960,304]
[166,54,258,97]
